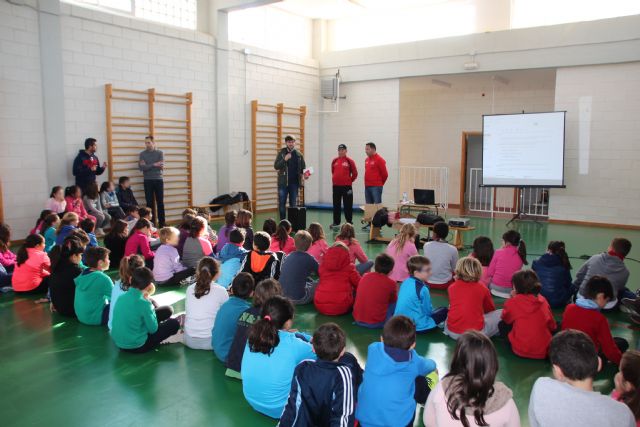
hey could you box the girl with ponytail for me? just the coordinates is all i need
[12,234,51,294]
[106,255,144,330]
[49,237,85,317]
[269,219,295,254]
[532,240,575,308]
[384,222,418,282]
[486,230,527,299]
[242,296,315,418]
[612,350,640,426]
[184,257,229,350]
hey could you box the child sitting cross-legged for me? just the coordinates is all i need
[307,222,329,265]
[236,209,254,251]
[356,315,438,427]
[471,236,494,286]
[353,253,398,328]
[528,330,636,427]
[424,330,520,427]
[279,230,319,305]
[269,219,296,255]
[111,267,182,353]
[561,275,629,365]
[212,272,255,363]
[499,270,557,359]
[532,240,575,308]
[64,185,95,223]
[182,216,214,269]
[423,221,458,289]
[487,230,527,299]
[48,237,84,317]
[42,213,60,253]
[74,247,113,326]
[314,242,360,316]
[184,257,229,350]
[124,218,155,269]
[153,226,194,287]
[215,210,238,253]
[336,223,373,275]
[217,228,248,288]
[241,296,316,419]
[612,351,640,427]
[104,220,128,269]
[240,231,281,283]
[394,255,448,333]
[444,257,501,340]
[225,278,283,378]
[12,234,51,294]
[79,218,98,248]
[0,222,17,273]
[384,223,418,283]
[279,323,364,427]
[55,212,79,246]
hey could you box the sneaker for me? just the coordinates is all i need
[361,223,371,231]
[426,370,440,390]
[179,275,196,287]
[621,298,640,315]
[330,224,340,230]
[160,330,184,345]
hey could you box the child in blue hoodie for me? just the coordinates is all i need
[356,315,437,427]
[394,255,448,332]
[532,241,574,308]
[55,212,79,245]
[80,218,99,248]
[217,228,248,287]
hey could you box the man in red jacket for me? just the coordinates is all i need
[364,142,388,204]
[330,144,358,229]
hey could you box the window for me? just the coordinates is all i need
[511,0,640,29]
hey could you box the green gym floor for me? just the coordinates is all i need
[1,210,638,427]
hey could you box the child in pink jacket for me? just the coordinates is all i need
[336,223,373,275]
[486,230,527,298]
[0,222,17,271]
[12,234,51,294]
[64,185,96,223]
[307,223,329,265]
[384,223,418,282]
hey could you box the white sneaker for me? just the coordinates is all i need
[160,330,184,345]
[179,275,196,287]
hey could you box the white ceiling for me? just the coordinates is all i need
[271,0,451,20]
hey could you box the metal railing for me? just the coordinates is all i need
[399,166,449,212]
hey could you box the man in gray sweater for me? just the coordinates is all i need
[529,330,635,427]
[139,135,165,227]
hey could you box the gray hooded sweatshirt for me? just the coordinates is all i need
[575,252,629,296]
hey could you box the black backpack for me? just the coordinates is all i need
[416,212,444,225]
[371,208,390,228]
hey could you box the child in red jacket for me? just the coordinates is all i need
[499,270,557,359]
[353,253,398,328]
[562,275,629,365]
[314,242,360,316]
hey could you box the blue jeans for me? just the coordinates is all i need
[365,186,383,204]
[278,183,299,220]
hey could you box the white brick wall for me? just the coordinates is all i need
[320,80,401,206]
[550,62,640,226]
[0,1,49,236]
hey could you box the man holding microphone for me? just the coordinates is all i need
[274,135,307,220]
[330,144,358,229]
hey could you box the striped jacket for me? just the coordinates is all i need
[279,353,363,427]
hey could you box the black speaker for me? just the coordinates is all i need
[287,206,306,232]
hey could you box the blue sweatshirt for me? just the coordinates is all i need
[56,225,76,246]
[394,276,436,331]
[212,296,252,362]
[356,342,436,427]
[242,330,316,419]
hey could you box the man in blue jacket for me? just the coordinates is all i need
[72,138,107,192]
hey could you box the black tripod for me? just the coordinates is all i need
[506,187,542,227]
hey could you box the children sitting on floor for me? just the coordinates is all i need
[42,213,60,253]
[177,212,196,256]
[124,206,140,233]
[384,223,418,282]
[99,181,125,220]
[612,350,640,427]
[279,323,363,427]
[12,234,51,294]
[0,222,16,273]
[104,219,128,269]
[424,330,520,427]
[307,222,329,265]
[353,253,398,328]
[270,219,296,255]
[236,209,254,251]
[217,228,248,288]
[225,278,283,378]
[82,181,110,237]
[48,237,85,317]
[45,186,67,215]
[108,255,145,330]
[30,209,53,235]
[215,210,238,253]
[242,296,316,419]
[184,257,229,350]
[423,221,458,289]
[356,315,437,427]
[279,230,319,305]
[528,330,636,427]
[445,257,501,340]
[240,231,281,283]
[575,237,634,309]
[74,247,112,326]
[486,230,527,298]
[212,272,255,362]
[55,212,79,246]
[471,235,494,286]
[561,275,629,365]
[124,218,155,269]
[79,218,98,248]
[336,223,374,275]
[116,176,139,213]
[137,207,159,246]
[314,242,360,316]
[394,255,448,332]
[532,240,575,308]
[64,185,95,223]
[182,216,214,269]
[499,270,557,359]
[196,208,217,246]
[111,267,182,353]
[153,227,194,286]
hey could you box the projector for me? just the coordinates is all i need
[448,218,470,227]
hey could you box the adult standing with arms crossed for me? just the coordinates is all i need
[274,135,306,221]
[330,144,358,229]
[139,135,165,227]
[72,138,108,193]
[363,142,388,229]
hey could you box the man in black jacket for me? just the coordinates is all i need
[274,135,306,220]
[72,138,107,192]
